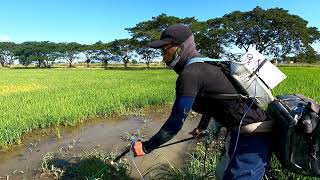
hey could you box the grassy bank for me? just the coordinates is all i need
[0,68,176,148]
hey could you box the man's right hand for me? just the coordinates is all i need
[189,128,208,138]
[131,140,146,157]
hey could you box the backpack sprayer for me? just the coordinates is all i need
[230,48,286,108]
[187,48,287,108]
[213,49,320,177]
[188,48,287,178]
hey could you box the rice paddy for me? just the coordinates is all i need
[1,66,319,149]
[0,66,319,179]
[0,68,176,149]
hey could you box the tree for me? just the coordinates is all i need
[59,42,82,68]
[80,44,102,68]
[292,45,318,63]
[126,14,226,59]
[91,41,112,69]
[197,19,230,58]
[108,39,134,69]
[83,50,96,68]
[137,48,160,68]
[217,6,320,58]
[0,42,16,67]
[15,41,58,67]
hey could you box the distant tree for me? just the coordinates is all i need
[137,48,160,68]
[108,39,134,68]
[0,54,5,67]
[0,42,16,67]
[216,6,320,58]
[126,14,226,58]
[91,41,113,69]
[84,50,97,68]
[14,41,58,67]
[293,45,318,63]
[80,44,100,68]
[58,42,82,68]
[131,59,138,64]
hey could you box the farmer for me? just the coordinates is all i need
[132,24,273,180]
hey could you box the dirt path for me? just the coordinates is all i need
[0,105,201,179]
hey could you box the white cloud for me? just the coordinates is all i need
[0,35,11,42]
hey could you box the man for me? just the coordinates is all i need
[132,24,273,180]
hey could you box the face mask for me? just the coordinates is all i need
[165,47,182,68]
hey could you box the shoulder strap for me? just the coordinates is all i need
[206,93,250,100]
[187,57,225,66]
[187,57,249,101]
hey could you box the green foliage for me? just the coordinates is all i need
[289,46,320,63]
[40,151,131,179]
[107,39,136,68]
[218,6,320,57]
[126,9,320,60]
[126,14,219,60]
[2,7,320,66]
[14,41,61,67]
[145,141,221,180]
[0,42,16,67]
[59,42,83,68]
[266,155,320,180]
[126,13,199,45]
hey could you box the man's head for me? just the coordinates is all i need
[149,24,194,64]
[149,24,199,74]
[149,24,193,49]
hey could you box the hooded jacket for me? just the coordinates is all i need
[142,34,267,153]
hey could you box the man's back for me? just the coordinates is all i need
[176,62,267,127]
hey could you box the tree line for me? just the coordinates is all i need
[1,6,320,68]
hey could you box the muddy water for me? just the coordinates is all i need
[0,105,201,179]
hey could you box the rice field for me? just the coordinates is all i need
[0,66,319,150]
[273,67,320,101]
[0,68,176,149]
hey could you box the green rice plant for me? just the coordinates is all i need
[273,67,320,102]
[0,69,176,148]
[143,141,221,180]
[266,155,320,180]
[144,127,225,180]
[39,150,131,179]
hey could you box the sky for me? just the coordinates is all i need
[0,0,319,52]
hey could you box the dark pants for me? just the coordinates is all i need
[222,132,272,180]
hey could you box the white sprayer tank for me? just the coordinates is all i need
[229,49,287,108]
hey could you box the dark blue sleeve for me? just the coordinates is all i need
[142,96,195,153]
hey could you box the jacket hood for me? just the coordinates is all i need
[172,35,201,74]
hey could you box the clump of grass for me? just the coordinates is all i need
[144,126,225,180]
[38,150,131,179]
[265,156,320,180]
[143,140,222,180]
